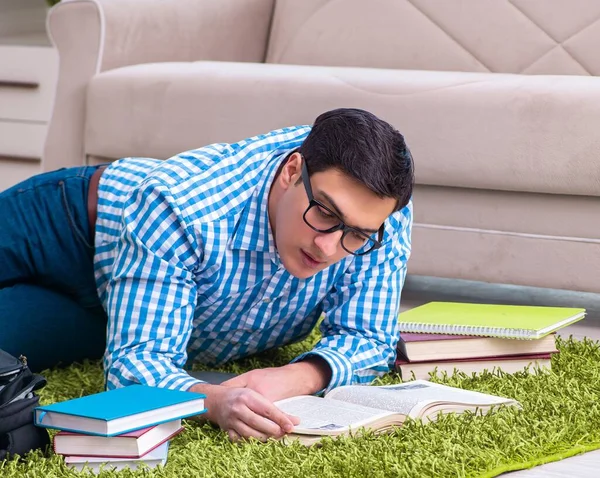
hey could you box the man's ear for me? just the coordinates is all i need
[279,152,302,190]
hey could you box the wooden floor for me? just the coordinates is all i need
[401,277,600,478]
[503,449,600,478]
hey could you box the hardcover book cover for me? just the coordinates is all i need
[34,385,205,436]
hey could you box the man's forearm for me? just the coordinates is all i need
[289,356,332,395]
[216,355,333,403]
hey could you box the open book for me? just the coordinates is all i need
[275,380,520,445]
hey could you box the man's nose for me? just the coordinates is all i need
[314,231,344,257]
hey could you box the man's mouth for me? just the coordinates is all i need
[301,249,325,269]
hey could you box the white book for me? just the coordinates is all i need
[54,420,182,458]
[64,441,169,473]
[276,380,520,446]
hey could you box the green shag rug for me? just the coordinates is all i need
[3,332,600,478]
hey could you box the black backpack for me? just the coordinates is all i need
[0,349,49,460]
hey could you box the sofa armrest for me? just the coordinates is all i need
[43,0,274,171]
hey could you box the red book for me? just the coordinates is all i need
[53,420,183,458]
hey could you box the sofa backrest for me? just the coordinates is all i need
[266,0,600,75]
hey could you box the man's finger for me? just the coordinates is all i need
[288,413,301,426]
[231,421,270,442]
[246,393,297,434]
[237,406,286,437]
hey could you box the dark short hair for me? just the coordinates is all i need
[298,108,414,211]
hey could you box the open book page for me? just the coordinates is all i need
[275,395,398,434]
[324,380,518,419]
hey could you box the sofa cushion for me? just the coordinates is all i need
[266,0,600,75]
[85,61,600,196]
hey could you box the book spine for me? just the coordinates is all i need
[397,323,533,339]
[396,337,409,362]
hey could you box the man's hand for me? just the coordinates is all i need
[221,357,332,402]
[188,383,299,442]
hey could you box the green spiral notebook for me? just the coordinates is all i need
[398,302,586,339]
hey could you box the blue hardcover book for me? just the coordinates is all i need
[34,385,206,436]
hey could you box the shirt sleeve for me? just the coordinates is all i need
[103,177,204,391]
[292,201,413,392]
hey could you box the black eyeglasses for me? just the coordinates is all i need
[299,155,383,256]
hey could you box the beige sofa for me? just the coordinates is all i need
[44,0,600,293]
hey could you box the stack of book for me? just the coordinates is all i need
[33,385,206,473]
[395,302,586,380]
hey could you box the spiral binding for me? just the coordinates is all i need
[399,323,532,339]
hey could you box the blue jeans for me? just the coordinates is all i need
[0,166,107,372]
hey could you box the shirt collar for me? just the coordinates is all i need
[230,152,287,260]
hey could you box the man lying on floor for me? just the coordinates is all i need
[0,108,414,442]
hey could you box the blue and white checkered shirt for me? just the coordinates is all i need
[94,126,413,392]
